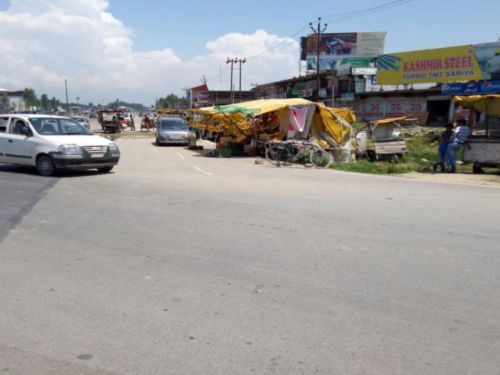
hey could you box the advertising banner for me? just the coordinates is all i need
[377,42,500,85]
[198,92,210,102]
[441,80,500,95]
[306,32,386,71]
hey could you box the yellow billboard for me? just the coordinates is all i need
[377,42,500,85]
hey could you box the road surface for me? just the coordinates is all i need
[0,136,499,375]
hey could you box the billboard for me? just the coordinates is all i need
[377,42,500,85]
[306,32,386,71]
[441,81,500,95]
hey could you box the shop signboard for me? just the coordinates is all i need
[441,80,500,95]
[198,92,210,103]
[377,42,500,85]
[340,93,355,101]
[364,97,385,121]
[337,57,376,76]
[299,89,313,98]
[306,32,386,71]
[385,98,407,118]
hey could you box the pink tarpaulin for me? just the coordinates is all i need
[287,106,308,138]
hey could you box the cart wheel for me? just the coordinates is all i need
[367,151,376,162]
[390,155,399,164]
[472,164,484,174]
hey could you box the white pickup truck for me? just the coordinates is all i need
[0,114,121,176]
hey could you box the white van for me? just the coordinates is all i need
[0,114,121,176]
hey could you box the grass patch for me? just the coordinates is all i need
[331,132,472,175]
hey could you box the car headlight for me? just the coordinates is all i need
[58,144,81,154]
[109,142,119,151]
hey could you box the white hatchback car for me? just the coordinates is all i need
[0,114,121,176]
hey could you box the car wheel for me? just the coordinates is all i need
[156,138,161,146]
[97,166,114,173]
[37,155,56,177]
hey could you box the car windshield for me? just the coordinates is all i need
[160,119,188,130]
[29,118,93,135]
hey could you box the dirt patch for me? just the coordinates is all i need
[398,171,500,187]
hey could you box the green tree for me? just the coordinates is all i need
[157,93,188,110]
[23,88,39,107]
[0,95,10,110]
[40,94,49,111]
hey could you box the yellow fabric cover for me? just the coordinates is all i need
[319,107,353,144]
[453,95,500,116]
[370,116,406,125]
[198,98,314,116]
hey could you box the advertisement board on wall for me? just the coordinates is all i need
[441,80,500,95]
[198,92,210,103]
[377,42,500,85]
[306,32,386,71]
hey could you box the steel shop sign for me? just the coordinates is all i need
[306,32,386,71]
[377,42,500,84]
[442,80,500,95]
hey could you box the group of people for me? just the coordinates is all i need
[432,119,471,174]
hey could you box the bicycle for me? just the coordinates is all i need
[265,140,332,169]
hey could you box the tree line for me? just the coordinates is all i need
[0,88,189,112]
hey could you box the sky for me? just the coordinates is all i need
[0,0,499,105]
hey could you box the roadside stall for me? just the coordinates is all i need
[195,99,354,161]
[453,95,500,173]
[355,116,408,163]
[98,110,122,133]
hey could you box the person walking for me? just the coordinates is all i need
[433,123,454,173]
[446,119,471,173]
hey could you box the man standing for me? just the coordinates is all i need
[446,119,471,173]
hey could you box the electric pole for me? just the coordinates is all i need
[310,18,327,102]
[227,58,237,104]
[236,58,246,103]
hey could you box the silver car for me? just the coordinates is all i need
[71,116,90,130]
[156,118,192,146]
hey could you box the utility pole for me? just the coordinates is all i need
[65,79,69,113]
[310,18,327,102]
[227,58,237,104]
[236,58,246,103]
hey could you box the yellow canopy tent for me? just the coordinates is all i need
[198,98,355,146]
[453,95,500,117]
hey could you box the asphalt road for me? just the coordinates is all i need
[1,136,499,375]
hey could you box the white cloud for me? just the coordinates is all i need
[0,0,299,104]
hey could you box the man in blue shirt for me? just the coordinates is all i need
[433,123,454,173]
[446,119,471,173]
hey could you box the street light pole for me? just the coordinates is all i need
[310,18,327,102]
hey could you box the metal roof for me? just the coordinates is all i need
[207,83,255,92]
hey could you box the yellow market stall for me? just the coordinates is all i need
[192,99,355,161]
[453,95,500,173]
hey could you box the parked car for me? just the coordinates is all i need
[156,118,193,146]
[71,116,90,130]
[0,114,120,176]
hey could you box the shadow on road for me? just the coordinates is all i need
[0,165,114,178]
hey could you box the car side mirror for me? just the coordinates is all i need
[21,127,32,137]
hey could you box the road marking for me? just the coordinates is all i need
[193,166,213,176]
[177,153,185,160]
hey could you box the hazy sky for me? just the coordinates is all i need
[0,0,499,105]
